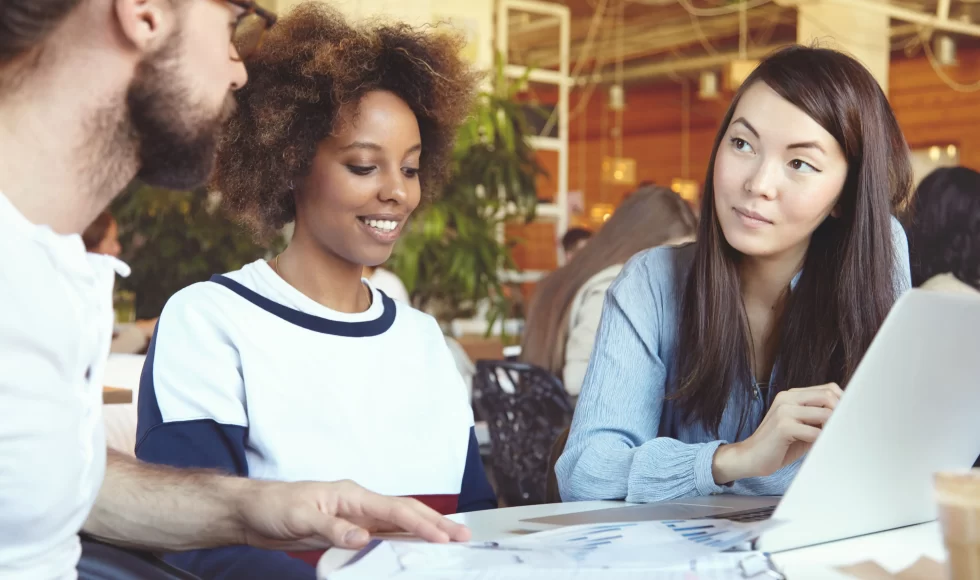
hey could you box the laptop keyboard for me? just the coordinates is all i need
[702,505,776,523]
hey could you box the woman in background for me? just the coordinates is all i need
[905,166,980,470]
[82,210,157,353]
[520,186,697,396]
[558,46,912,503]
[363,264,411,303]
[561,226,593,262]
[906,166,980,290]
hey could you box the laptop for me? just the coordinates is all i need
[522,289,980,552]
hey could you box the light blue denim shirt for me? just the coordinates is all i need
[556,217,911,503]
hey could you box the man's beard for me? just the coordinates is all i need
[126,32,235,190]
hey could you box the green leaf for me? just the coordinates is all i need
[386,50,542,328]
[111,182,282,319]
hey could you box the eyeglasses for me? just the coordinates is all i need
[224,0,277,61]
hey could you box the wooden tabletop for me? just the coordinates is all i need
[103,386,133,405]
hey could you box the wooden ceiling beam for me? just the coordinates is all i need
[586,43,789,84]
[513,4,791,68]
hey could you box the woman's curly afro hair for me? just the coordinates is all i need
[212,2,481,240]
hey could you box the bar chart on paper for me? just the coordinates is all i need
[663,520,750,549]
[325,519,783,579]
[510,519,771,548]
[500,518,779,567]
[539,522,640,550]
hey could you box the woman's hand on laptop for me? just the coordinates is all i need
[236,479,473,551]
[712,383,842,484]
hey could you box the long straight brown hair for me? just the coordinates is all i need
[673,45,914,435]
[521,186,697,378]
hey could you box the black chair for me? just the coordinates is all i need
[78,536,201,580]
[471,360,573,506]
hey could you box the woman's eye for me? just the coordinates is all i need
[730,137,753,153]
[403,167,420,178]
[347,165,375,176]
[789,159,819,173]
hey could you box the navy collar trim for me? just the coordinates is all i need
[209,274,396,337]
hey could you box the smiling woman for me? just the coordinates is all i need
[132,4,491,580]
[556,45,914,505]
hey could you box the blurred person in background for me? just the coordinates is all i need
[82,210,123,258]
[521,186,697,397]
[82,210,157,354]
[905,166,980,469]
[363,264,411,304]
[906,166,980,291]
[561,226,593,262]
[135,5,493,578]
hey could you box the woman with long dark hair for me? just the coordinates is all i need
[520,185,697,396]
[556,46,913,502]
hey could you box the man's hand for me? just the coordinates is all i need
[237,479,473,550]
[86,452,473,553]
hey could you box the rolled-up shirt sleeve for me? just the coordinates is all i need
[556,256,726,503]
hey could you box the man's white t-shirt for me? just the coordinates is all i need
[0,192,128,579]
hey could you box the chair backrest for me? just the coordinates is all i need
[545,425,570,504]
[471,360,573,506]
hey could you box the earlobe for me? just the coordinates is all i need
[831,205,842,219]
[114,0,170,53]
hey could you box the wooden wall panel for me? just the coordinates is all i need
[529,82,730,142]
[525,81,729,206]
[506,221,558,271]
[890,48,980,169]
[508,82,725,270]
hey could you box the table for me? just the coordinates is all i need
[102,386,133,405]
[101,354,146,454]
[772,522,943,579]
[317,501,946,579]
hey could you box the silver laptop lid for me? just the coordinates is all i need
[759,289,980,551]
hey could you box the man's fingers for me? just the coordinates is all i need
[356,512,472,543]
[356,520,402,534]
[436,515,472,542]
[333,483,471,543]
[310,514,371,549]
[361,497,453,543]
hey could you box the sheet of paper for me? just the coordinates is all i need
[491,519,780,569]
[327,544,779,579]
[325,519,782,579]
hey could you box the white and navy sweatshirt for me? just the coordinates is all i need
[135,259,496,579]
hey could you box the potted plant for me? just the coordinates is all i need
[111,182,284,319]
[389,60,544,332]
